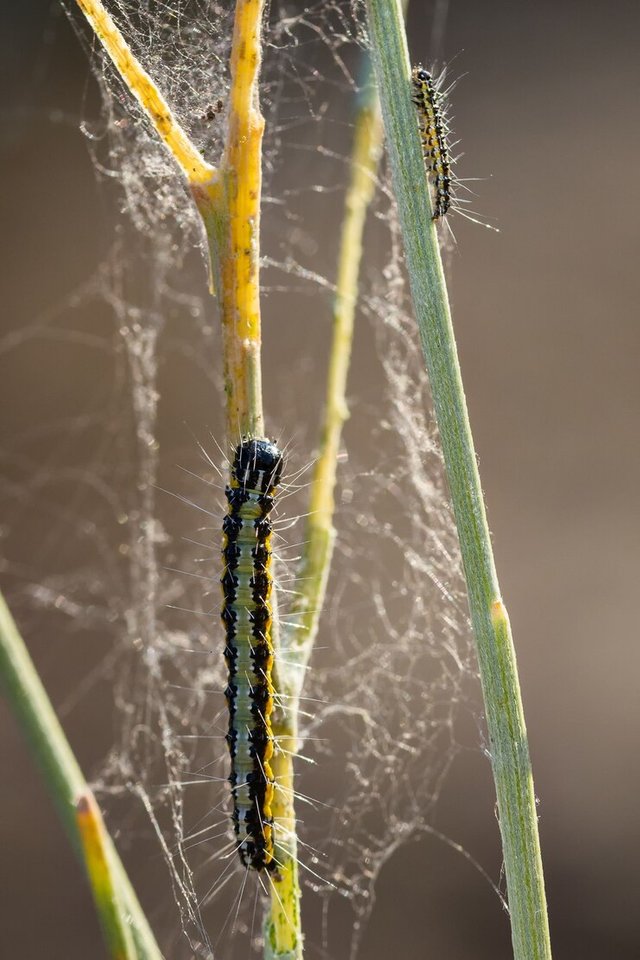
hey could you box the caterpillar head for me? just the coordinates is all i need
[233,438,285,494]
[413,65,431,84]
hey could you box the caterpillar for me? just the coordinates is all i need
[411,63,452,220]
[221,437,285,872]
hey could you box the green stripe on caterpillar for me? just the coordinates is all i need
[221,438,285,872]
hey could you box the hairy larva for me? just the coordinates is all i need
[221,438,284,872]
[411,63,452,220]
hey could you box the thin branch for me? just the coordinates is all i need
[280,67,383,690]
[76,789,137,960]
[0,591,163,960]
[267,55,384,960]
[76,0,215,184]
[364,3,553,959]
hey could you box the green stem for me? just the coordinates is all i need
[282,62,383,686]
[76,789,137,960]
[0,590,163,960]
[264,57,386,960]
[364,3,552,959]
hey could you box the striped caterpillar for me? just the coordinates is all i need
[221,438,285,872]
[411,63,452,220]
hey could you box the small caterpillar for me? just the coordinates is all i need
[221,437,285,872]
[411,63,452,220]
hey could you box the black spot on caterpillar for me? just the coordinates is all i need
[411,63,452,220]
[221,438,285,872]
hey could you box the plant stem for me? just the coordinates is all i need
[266,58,385,960]
[364,3,552,959]
[73,2,294,952]
[280,3,408,690]
[75,0,214,185]
[0,590,163,960]
[263,719,302,960]
[194,0,266,440]
[281,66,383,688]
[74,0,266,441]
[76,789,137,960]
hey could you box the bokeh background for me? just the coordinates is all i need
[2,1,640,958]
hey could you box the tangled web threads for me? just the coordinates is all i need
[0,3,491,957]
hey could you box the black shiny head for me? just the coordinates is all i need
[232,438,284,494]
[414,65,430,83]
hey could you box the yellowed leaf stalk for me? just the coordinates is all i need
[266,74,384,960]
[264,723,303,960]
[281,83,383,688]
[75,0,215,185]
[0,590,162,959]
[76,789,137,960]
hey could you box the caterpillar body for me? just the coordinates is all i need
[411,63,452,220]
[221,438,285,872]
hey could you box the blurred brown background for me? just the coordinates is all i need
[2,1,639,958]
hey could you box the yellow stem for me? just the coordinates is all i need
[76,790,137,960]
[74,0,265,441]
[283,83,383,683]
[220,0,265,440]
[193,0,266,440]
[264,726,303,960]
[267,69,384,960]
[75,0,215,185]
[0,590,163,959]
[74,2,296,952]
